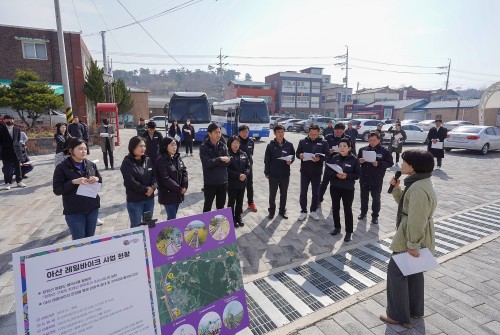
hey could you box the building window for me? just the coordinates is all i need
[311,82,321,93]
[297,81,310,93]
[281,80,296,93]
[311,96,320,108]
[22,42,47,60]
[281,96,295,103]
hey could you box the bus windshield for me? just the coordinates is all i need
[239,102,269,123]
[169,99,210,123]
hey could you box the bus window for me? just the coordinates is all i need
[239,102,269,123]
[169,99,210,123]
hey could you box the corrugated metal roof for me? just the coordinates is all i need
[366,99,427,109]
[230,80,268,87]
[420,99,480,109]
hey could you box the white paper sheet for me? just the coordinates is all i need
[100,133,109,137]
[76,182,102,198]
[278,155,294,161]
[330,145,339,153]
[431,141,443,149]
[394,133,403,140]
[362,150,377,162]
[392,248,439,276]
[302,152,316,161]
[326,163,343,173]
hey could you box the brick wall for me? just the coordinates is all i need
[129,91,150,124]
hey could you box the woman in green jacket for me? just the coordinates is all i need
[387,123,407,166]
[380,149,436,329]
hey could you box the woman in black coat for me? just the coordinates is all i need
[54,122,72,166]
[168,119,182,153]
[120,136,157,228]
[154,137,188,220]
[182,119,195,156]
[53,138,102,240]
[227,136,251,227]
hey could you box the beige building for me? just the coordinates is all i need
[355,87,400,105]
[322,83,353,118]
[418,99,499,125]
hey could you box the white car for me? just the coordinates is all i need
[279,118,302,131]
[400,119,420,125]
[382,124,429,144]
[147,115,168,129]
[416,119,436,131]
[443,120,474,130]
[350,119,383,141]
[20,109,67,127]
[444,126,500,155]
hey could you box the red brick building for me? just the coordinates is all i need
[0,24,92,124]
[224,80,276,113]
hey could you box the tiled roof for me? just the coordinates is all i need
[366,99,427,109]
[420,99,480,109]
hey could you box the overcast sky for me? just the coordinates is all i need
[1,0,499,91]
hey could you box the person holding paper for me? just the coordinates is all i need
[296,124,329,221]
[264,124,295,219]
[168,119,182,153]
[357,132,394,225]
[182,119,195,156]
[120,136,157,227]
[327,138,360,242]
[426,118,448,169]
[238,125,257,213]
[97,118,116,170]
[387,122,407,167]
[53,138,102,240]
[380,149,437,329]
[226,136,251,227]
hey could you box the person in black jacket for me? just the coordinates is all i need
[358,132,394,225]
[120,136,157,228]
[0,114,26,189]
[426,118,448,169]
[155,137,188,220]
[264,124,295,219]
[296,124,330,221]
[200,123,231,212]
[182,119,195,156]
[168,119,182,153]
[227,136,251,227]
[54,122,71,167]
[53,138,102,240]
[344,122,359,153]
[67,116,84,140]
[238,124,257,212]
[328,138,361,242]
[142,121,163,164]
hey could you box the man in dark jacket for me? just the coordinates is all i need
[0,115,26,189]
[264,124,295,219]
[238,124,257,212]
[200,123,231,212]
[322,120,334,137]
[296,124,330,221]
[357,132,394,225]
[142,121,163,163]
[427,118,448,169]
[344,121,359,153]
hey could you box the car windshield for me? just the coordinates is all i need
[452,126,481,134]
[239,102,270,123]
[169,98,210,123]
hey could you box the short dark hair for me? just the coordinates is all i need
[207,123,220,133]
[309,123,320,131]
[334,122,345,130]
[227,135,240,149]
[338,138,351,148]
[3,114,13,120]
[159,136,176,155]
[402,149,435,173]
[128,136,145,155]
[139,117,145,121]
[147,121,156,129]
[66,137,86,155]
[238,124,249,132]
[368,131,381,140]
[273,124,285,132]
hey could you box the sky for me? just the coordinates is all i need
[1,0,499,91]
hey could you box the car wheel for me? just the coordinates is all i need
[481,144,489,155]
[255,137,261,141]
[287,126,293,131]
[362,132,370,142]
[296,128,300,133]
[445,148,452,152]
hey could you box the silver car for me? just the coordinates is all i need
[444,126,500,155]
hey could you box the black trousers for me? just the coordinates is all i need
[103,140,114,168]
[228,188,245,222]
[85,141,90,154]
[2,158,22,183]
[203,183,228,212]
[386,256,424,324]
[436,157,442,167]
[360,184,382,219]
[268,175,290,214]
[331,186,355,233]
[319,168,333,202]
[300,173,321,213]
[185,140,193,154]
[246,171,254,204]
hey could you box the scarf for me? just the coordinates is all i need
[396,172,432,229]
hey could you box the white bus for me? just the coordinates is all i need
[165,92,211,141]
[211,98,270,140]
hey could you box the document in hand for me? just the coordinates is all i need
[278,155,294,161]
[392,248,439,276]
[394,133,403,140]
[302,152,316,161]
[100,133,109,137]
[326,163,343,174]
[362,150,377,162]
[76,182,102,198]
[431,141,444,149]
[330,145,339,153]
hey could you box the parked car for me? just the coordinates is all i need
[279,118,302,131]
[147,115,168,130]
[269,115,281,128]
[400,119,420,125]
[416,119,436,131]
[304,117,335,133]
[443,120,474,130]
[382,124,429,144]
[444,126,500,155]
[292,120,307,132]
[349,119,382,141]
[274,117,292,127]
[18,109,67,127]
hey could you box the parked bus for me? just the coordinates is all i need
[211,98,270,140]
[164,92,211,141]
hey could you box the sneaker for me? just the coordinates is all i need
[330,228,341,236]
[310,211,319,221]
[97,219,104,226]
[344,233,352,242]
[436,166,441,170]
[395,162,399,167]
[17,182,27,188]
[357,213,366,220]
[268,212,275,220]
[298,212,307,221]
[248,202,257,212]
[4,183,11,190]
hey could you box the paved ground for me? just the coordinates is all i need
[1,128,500,333]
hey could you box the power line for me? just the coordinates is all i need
[453,68,500,77]
[115,0,184,68]
[350,64,441,75]
[71,0,82,33]
[350,57,442,69]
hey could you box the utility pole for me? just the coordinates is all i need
[217,48,228,100]
[335,45,350,116]
[101,31,112,103]
[445,58,451,91]
[54,0,72,122]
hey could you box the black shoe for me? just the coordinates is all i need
[371,219,379,225]
[234,223,239,228]
[105,167,109,170]
[278,212,288,219]
[330,228,341,236]
[344,233,352,242]
[110,167,114,170]
[22,175,28,179]
[268,213,275,219]
[358,214,366,220]
[238,221,245,227]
